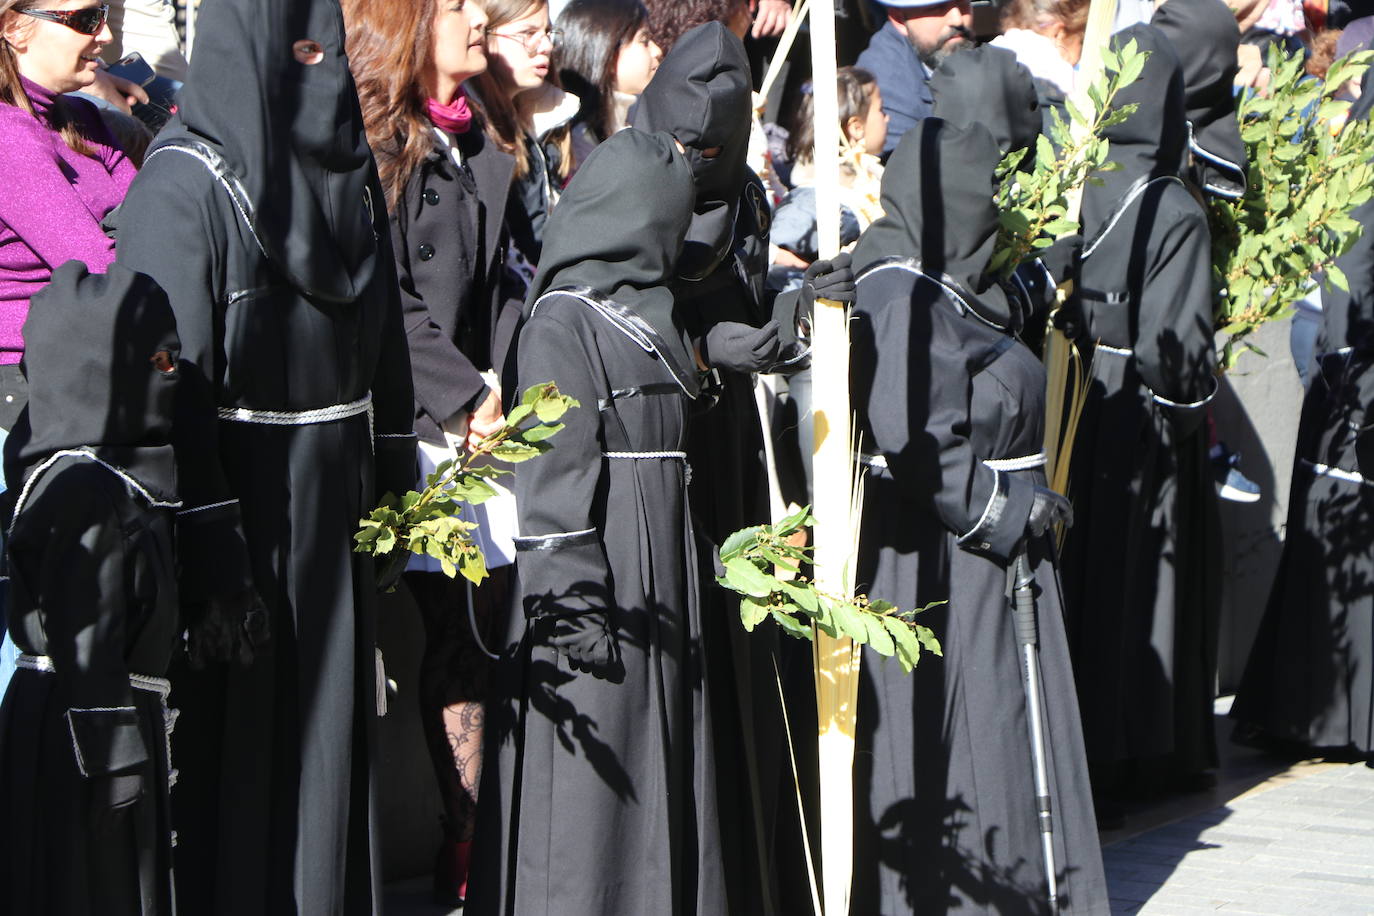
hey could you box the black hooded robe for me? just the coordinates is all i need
[110,0,416,911]
[1231,81,1374,752]
[632,24,795,914]
[467,129,725,916]
[848,120,1108,916]
[0,264,183,916]
[1057,25,1222,787]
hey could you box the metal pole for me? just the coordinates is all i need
[1013,551,1059,912]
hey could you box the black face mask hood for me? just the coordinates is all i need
[930,45,1042,164]
[526,129,698,390]
[1152,0,1247,199]
[852,118,1014,326]
[5,262,180,502]
[1082,24,1188,239]
[631,22,753,281]
[158,0,380,305]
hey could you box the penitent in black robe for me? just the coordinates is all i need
[632,23,794,914]
[1058,25,1222,786]
[468,129,724,916]
[849,120,1107,915]
[1231,175,1374,753]
[110,0,416,911]
[0,264,184,916]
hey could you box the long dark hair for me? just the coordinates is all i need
[0,0,100,158]
[554,0,647,143]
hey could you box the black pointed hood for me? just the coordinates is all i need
[1152,0,1247,199]
[1082,24,1188,240]
[5,263,180,502]
[631,22,752,281]
[852,118,1013,325]
[526,128,698,391]
[930,45,1042,163]
[153,0,380,305]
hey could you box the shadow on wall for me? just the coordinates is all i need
[1211,320,1305,694]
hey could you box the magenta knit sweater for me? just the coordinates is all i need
[0,77,136,364]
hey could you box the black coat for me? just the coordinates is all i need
[391,129,521,445]
[113,139,415,914]
[0,455,180,916]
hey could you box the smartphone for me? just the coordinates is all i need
[106,52,156,88]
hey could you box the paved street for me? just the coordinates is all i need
[386,703,1374,915]
[1105,759,1374,914]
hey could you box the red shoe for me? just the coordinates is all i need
[432,829,472,907]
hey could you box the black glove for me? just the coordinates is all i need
[185,587,270,669]
[1038,234,1082,289]
[1026,486,1073,538]
[701,320,781,373]
[548,612,616,673]
[802,252,855,307]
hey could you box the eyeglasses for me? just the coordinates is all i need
[489,27,562,54]
[17,4,109,35]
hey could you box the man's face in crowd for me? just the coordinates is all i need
[890,0,974,69]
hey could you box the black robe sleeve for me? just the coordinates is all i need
[8,462,149,777]
[861,289,1033,561]
[114,157,254,606]
[510,306,613,622]
[1133,199,1217,424]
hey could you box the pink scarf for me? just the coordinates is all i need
[427,90,473,135]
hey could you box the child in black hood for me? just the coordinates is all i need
[0,262,184,916]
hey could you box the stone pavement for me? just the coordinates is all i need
[384,704,1374,916]
[1104,760,1374,915]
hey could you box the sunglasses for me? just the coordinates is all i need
[17,4,109,36]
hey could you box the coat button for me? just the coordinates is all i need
[423,188,440,205]
[418,243,435,261]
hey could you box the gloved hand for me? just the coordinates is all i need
[701,320,781,373]
[185,587,270,669]
[1038,234,1082,289]
[802,252,855,307]
[548,612,616,673]
[1026,486,1073,538]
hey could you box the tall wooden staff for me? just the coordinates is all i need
[808,3,864,913]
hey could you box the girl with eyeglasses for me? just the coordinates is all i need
[471,0,579,264]
[344,0,527,906]
[0,0,133,443]
[553,0,660,177]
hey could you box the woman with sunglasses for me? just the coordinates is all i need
[0,0,133,442]
[344,0,528,905]
[472,0,579,263]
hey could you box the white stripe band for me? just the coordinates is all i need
[1302,459,1373,487]
[1096,343,1133,356]
[218,392,372,426]
[603,450,688,460]
[18,654,172,699]
[983,453,1047,471]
